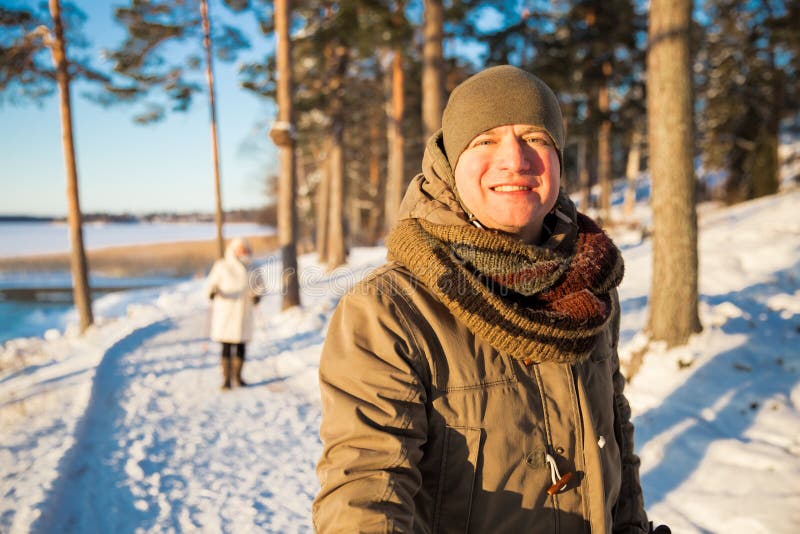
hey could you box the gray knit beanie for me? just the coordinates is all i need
[442,65,564,171]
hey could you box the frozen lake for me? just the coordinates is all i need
[0,271,186,345]
[0,221,274,258]
[0,221,273,344]
[0,300,73,344]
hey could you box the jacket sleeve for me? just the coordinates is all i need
[313,282,429,533]
[204,262,220,299]
[609,290,650,533]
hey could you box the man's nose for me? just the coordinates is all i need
[495,137,532,171]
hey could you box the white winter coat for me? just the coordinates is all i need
[204,240,256,344]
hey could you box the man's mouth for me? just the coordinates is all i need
[491,185,532,192]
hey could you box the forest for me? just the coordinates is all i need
[1,0,798,346]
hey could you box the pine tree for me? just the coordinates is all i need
[104,0,250,257]
[50,0,93,333]
[269,0,300,309]
[469,2,646,218]
[241,0,406,267]
[325,35,348,270]
[696,0,798,203]
[0,1,103,334]
[647,0,702,346]
[561,0,643,222]
[422,0,444,138]
[200,0,225,258]
[384,0,410,233]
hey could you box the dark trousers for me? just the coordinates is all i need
[221,342,245,360]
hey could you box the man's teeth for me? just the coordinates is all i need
[492,185,531,192]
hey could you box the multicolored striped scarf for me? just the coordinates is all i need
[386,212,624,364]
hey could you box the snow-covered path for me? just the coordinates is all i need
[2,248,389,533]
[1,192,799,533]
[33,310,322,534]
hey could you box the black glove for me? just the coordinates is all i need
[650,523,671,534]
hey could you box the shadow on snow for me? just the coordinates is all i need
[633,262,800,509]
[31,319,174,534]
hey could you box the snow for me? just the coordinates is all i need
[0,249,384,534]
[1,189,799,533]
[617,190,800,532]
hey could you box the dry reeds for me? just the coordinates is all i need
[0,234,279,278]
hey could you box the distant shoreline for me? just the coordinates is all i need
[0,234,279,278]
[0,207,272,225]
[0,216,57,223]
[0,285,163,303]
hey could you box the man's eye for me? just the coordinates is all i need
[472,138,493,147]
[525,137,549,145]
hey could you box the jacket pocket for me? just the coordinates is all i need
[433,426,482,534]
[443,349,517,392]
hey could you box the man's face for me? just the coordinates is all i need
[453,124,561,244]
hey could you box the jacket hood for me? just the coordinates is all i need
[397,130,472,226]
[225,237,252,265]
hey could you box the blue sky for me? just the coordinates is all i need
[0,0,509,217]
[0,0,278,217]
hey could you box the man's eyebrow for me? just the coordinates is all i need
[518,127,548,135]
[469,131,499,144]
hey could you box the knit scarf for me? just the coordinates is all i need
[386,212,624,364]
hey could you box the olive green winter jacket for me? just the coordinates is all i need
[313,133,649,533]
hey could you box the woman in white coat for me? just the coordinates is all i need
[204,238,260,389]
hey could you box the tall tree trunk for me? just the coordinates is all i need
[578,136,590,212]
[296,155,312,249]
[270,0,300,309]
[422,0,444,139]
[326,45,348,270]
[623,128,642,218]
[368,120,384,244]
[752,50,783,199]
[327,127,346,270]
[385,48,405,232]
[48,0,93,333]
[200,0,224,258]
[597,63,612,224]
[316,145,330,263]
[647,0,701,346]
[316,40,335,263]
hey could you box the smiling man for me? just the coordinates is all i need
[313,65,665,534]
[452,123,560,244]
